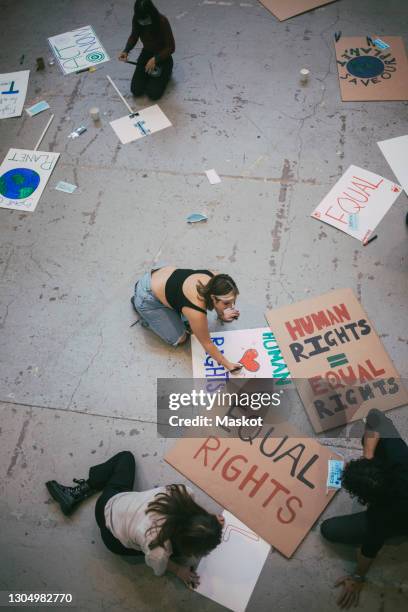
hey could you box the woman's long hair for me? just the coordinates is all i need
[134,0,161,31]
[341,458,388,505]
[146,484,222,556]
[197,274,239,311]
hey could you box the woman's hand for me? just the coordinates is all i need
[222,307,240,322]
[335,576,364,609]
[145,57,156,73]
[118,51,128,61]
[226,362,243,374]
[177,566,200,589]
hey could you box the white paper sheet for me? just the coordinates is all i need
[48,26,110,75]
[196,510,270,612]
[311,165,402,242]
[205,169,221,184]
[110,105,172,144]
[378,135,408,197]
[191,327,291,384]
[0,71,29,119]
[0,148,60,212]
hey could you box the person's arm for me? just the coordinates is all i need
[167,559,200,588]
[154,17,175,63]
[124,19,141,54]
[186,310,242,373]
[363,429,380,459]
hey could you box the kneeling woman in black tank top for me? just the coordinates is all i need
[131,266,243,373]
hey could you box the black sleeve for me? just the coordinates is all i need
[124,18,140,53]
[360,510,385,558]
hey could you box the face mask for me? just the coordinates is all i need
[138,17,152,26]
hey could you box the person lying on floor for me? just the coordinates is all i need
[131,265,243,373]
[46,451,223,588]
[118,0,175,101]
[321,408,408,609]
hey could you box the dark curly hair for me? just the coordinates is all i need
[341,458,388,506]
[146,484,222,556]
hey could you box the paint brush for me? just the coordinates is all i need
[363,234,378,246]
[125,60,138,66]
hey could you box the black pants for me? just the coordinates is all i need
[89,451,143,557]
[130,48,173,101]
[320,511,406,547]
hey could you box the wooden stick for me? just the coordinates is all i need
[106,75,134,114]
[34,114,54,151]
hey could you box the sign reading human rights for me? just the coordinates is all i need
[265,288,408,433]
[191,327,291,385]
[165,422,340,557]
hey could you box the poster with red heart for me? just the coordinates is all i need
[191,327,291,385]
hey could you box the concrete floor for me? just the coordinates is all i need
[0,0,407,610]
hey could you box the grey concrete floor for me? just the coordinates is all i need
[0,0,407,610]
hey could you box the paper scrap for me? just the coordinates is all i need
[187,213,207,223]
[373,38,390,50]
[327,460,345,489]
[55,181,77,193]
[26,101,50,117]
[205,169,221,184]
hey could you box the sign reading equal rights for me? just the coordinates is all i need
[265,288,408,433]
[165,422,340,558]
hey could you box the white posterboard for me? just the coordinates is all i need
[196,510,270,612]
[0,71,29,119]
[48,25,110,75]
[191,327,291,384]
[311,165,402,243]
[0,148,60,212]
[110,105,172,144]
[378,135,408,197]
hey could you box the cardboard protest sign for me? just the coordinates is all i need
[165,422,340,557]
[192,327,291,386]
[0,71,29,119]
[265,289,408,433]
[335,36,408,101]
[48,26,110,75]
[258,0,336,21]
[196,510,270,612]
[109,105,172,144]
[378,135,408,197]
[0,148,59,212]
[311,165,402,243]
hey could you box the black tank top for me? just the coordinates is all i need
[165,269,214,314]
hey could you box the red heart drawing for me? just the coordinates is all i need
[239,348,260,372]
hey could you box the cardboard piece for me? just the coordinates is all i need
[378,135,408,197]
[196,510,270,612]
[0,70,29,119]
[335,36,408,101]
[48,25,110,75]
[191,327,291,385]
[258,0,336,21]
[0,148,60,212]
[165,422,340,558]
[109,105,172,144]
[311,165,402,243]
[265,289,408,433]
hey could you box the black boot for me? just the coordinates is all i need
[46,478,95,516]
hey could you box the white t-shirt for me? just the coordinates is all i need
[104,486,193,576]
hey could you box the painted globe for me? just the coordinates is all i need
[0,168,40,199]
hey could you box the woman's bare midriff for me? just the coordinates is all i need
[151,266,214,311]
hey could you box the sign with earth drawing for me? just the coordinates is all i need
[0,148,60,212]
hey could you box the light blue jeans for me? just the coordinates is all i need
[133,269,186,346]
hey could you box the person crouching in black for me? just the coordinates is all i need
[321,408,408,609]
[118,0,175,101]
